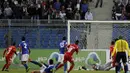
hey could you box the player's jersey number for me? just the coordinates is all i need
[23,43,27,49]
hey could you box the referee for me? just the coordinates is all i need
[112,36,130,73]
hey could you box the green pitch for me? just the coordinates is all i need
[0,69,115,73]
[0,49,120,73]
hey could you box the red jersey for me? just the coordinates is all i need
[65,44,79,56]
[6,46,16,57]
[110,45,116,57]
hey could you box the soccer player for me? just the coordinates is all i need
[2,42,17,71]
[109,40,116,67]
[112,36,130,73]
[32,59,54,73]
[55,40,79,73]
[91,61,113,71]
[55,37,67,73]
[19,36,42,72]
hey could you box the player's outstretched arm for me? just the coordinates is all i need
[3,49,7,57]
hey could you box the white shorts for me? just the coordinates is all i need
[58,54,64,63]
[21,54,29,61]
[40,64,46,73]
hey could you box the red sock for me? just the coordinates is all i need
[6,63,11,69]
[56,64,64,70]
[68,64,74,73]
[2,64,7,71]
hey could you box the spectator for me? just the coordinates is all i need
[42,0,46,10]
[59,5,66,20]
[55,11,60,19]
[125,0,130,20]
[0,6,3,19]
[95,0,103,8]
[54,0,61,11]
[74,10,80,20]
[13,3,23,19]
[22,5,28,19]
[36,3,42,19]
[48,5,56,19]
[76,0,80,11]
[85,9,93,20]
[4,5,13,19]
[81,0,88,19]
[66,4,73,19]
[59,11,66,20]
[114,1,124,20]
[27,4,37,19]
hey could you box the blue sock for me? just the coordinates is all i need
[116,65,120,73]
[119,63,121,70]
[55,62,60,68]
[64,63,67,73]
[124,64,128,73]
[30,61,42,67]
[23,64,28,69]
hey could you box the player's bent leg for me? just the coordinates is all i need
[123,63,128,73]
[64,63,67,73]
[22,61,30,72]
[115,63,121,73]
[2,57,10,71]
[68,61,75,73]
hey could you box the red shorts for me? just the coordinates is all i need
[63,54,74,63]
[6,56,12,63]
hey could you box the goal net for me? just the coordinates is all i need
[67,20,130,49]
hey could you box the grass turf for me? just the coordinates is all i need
[0,68,115,73]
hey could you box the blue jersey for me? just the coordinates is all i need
[44,65,54,73]
[19,41,29,54]
[59,40,67,54]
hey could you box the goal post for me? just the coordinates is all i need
[67,20,130,49]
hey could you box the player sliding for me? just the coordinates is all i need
[55,40,79,73]
[2,42,17,72]
[32,59,54,73]
[19,36,42,72]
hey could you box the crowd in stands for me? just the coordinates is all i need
[0,0,93,20]
[112,0,130,20]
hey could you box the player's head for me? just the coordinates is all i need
[118,35,123,39]
[12,42,16,46]
[49,59,54,65]
[114,38,119,42]
[111,41,115,45]
[22,36,25,41]
[62,36,66,40]
[92,64,98,70]
[75,40,79,45]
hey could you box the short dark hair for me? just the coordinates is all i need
[62,36,66,40]
[111,41,115,45]
[12,42,16,46]
[119,36,123,39]
[75,40,79,45]
[49,59,53,65]
[22,36,25,41]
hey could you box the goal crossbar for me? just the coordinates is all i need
[68,20,130,23]
[67,20,130,45]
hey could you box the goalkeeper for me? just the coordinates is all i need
[82,61,114,71]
